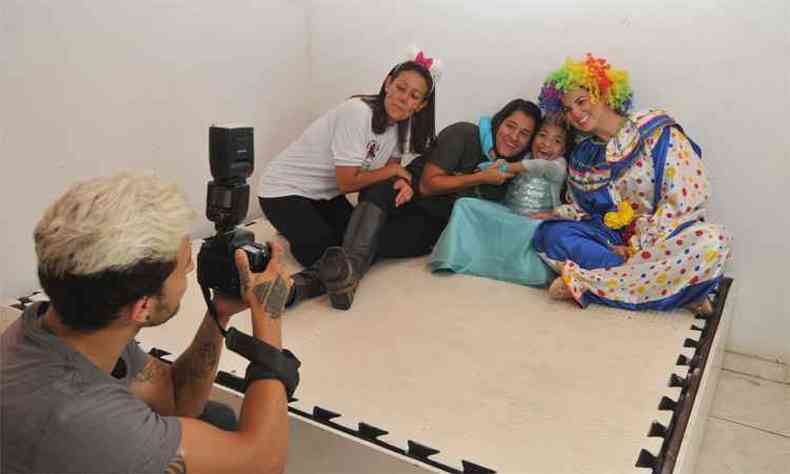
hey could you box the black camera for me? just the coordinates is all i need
[197,125,271,298]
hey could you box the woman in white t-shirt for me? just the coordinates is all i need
[258,48,440,308]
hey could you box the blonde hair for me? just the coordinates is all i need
[35,171,196,276]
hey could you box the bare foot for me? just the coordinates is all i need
[685,298,713,316]
[548,277,573,300]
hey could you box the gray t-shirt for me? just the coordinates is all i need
[1,302,181,473]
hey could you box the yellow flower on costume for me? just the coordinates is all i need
[666,166,677,179]
[704,249,718,263]
[656,273,668,285]
[604,201,635,229]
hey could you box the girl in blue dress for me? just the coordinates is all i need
[428,115,572,286]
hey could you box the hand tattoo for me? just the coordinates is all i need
[252,274,289,319]
[239,267,251,294]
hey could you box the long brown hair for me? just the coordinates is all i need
[354,61,436,154]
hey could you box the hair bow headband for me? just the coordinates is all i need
[414,52,433,69]
[402,45,443,91]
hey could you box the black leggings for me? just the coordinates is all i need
[259,181,452,266]
[259,194,353,267]
[358,179,451,258]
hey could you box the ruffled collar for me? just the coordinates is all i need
[604,116,640,164]
[576,109,670,165]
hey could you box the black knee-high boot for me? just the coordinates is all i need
[318,201,387,310]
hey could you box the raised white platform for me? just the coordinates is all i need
[4,219,735,473]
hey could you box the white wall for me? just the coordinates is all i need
[0,0,312,298]
[2,0,788,362]
[308,0,790,362]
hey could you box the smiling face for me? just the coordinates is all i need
[561,88,608,134]
[494,110,536,158]
[531,122,567,161]
[383,70,429,124]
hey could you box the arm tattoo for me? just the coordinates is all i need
[179,342,219,381]
[164,452,186,474]
[133,358,170,384]
[253,274,289,319]
[172,342,220,406]
[195,343,219,377]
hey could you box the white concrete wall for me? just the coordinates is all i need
[0,0,312,298]
[307,0,790,362]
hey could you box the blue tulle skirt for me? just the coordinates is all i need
[428,198,554,286]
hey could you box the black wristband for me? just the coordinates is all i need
[225,327,301,399]
[245,354,300,400]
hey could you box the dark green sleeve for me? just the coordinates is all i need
[426,122,479,173]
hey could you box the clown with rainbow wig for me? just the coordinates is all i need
[532,54,731,314]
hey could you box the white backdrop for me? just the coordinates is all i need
[0,0,313,298]
[1,0,788,362]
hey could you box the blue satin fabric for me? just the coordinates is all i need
[535,114,679,267]
[533,217,625,270]
[581,276,721,311]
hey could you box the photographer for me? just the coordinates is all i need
[1,172,293,474]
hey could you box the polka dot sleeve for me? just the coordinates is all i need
[631,127,711,250]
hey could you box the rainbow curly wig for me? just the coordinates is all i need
[538,53,634,115]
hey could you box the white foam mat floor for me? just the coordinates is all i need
[131,219,719,473]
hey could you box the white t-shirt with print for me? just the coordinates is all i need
[258,98,401,200]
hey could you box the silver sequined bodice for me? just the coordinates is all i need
[504,174,555,216]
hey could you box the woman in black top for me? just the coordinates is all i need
[317,99,542,310]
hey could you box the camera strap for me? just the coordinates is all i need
[200,285,228,336]
[200,284,301,399]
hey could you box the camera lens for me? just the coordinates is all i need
[240,243,271,273]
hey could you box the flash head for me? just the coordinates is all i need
[206,124,255,231]
[209,124,254,181]
[200,124,272,298]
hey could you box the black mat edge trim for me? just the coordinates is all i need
[210,371,497,473]
[636,276,733,473]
